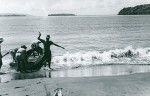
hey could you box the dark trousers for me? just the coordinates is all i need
[0,53,2,69]
[42,52,51,68]
[0,58,2,69]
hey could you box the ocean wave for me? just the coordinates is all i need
[52,46,150,69]
[2,46,150,71]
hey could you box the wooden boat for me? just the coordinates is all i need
[9,49,46,73]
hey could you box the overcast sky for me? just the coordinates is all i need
[0,0,149,16]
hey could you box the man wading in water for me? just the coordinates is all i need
[38,32,65,69]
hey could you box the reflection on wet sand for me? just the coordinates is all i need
[1,65,150,83]
[0,71,51,83]
[51,64,150,77]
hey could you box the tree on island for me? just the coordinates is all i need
[118,4,150,15]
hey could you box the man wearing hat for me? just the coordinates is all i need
[0,38,4,69]
[38,32,65,69]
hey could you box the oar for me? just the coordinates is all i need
[2,52,9,58]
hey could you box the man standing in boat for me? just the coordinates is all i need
[0,38,4,69]
[38,32,65,69]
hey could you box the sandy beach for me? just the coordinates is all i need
[0,1,150,95]
[0,72,150,96]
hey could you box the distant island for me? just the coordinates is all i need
[118,4,150,15]
[0,13,27,17]
[48,13,76,16]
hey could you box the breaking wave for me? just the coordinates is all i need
[2,46,150,71]
[52,46,150,69]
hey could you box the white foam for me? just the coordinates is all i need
[2,46,150,70]
[52,46,150,69]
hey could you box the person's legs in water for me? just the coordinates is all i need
[0,52,2,69]
[47,52,53,69]
[39,51,52,69]
[0,58,2,69]
[46,57,51,69]
[16,55,21,71]
[44,52,53,70]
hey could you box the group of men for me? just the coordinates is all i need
[0,32,65,71]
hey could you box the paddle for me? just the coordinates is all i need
[2,52,9,58]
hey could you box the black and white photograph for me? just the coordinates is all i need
[0,0,150,96]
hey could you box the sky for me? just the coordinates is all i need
[0,0,149,16]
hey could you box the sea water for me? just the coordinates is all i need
[0,15,150,82]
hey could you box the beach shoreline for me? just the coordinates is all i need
[0,72,150,96]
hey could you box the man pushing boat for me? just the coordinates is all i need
[16,45,28,72]
[38,32,65,69]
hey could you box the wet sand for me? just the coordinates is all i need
[0,72,150,96]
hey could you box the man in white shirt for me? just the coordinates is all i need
[16,45,27,72]
[16,45,27,57]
